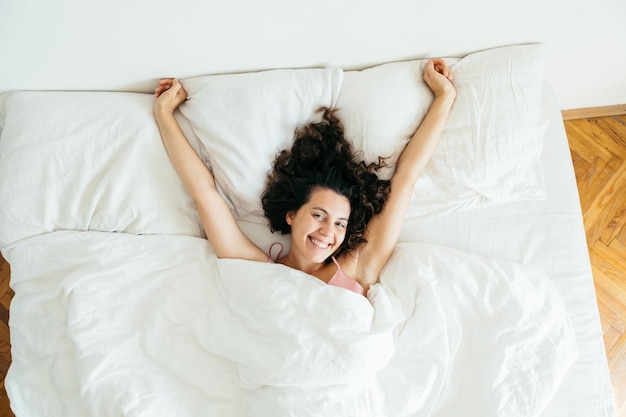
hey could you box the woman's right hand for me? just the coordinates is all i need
[423,59,456,99]
[154,78,188,114]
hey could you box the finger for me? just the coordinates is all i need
[431,58,446,69]
[439,65,453,81]
[171,78,188,100]
[434,62,447,76]
[154,78,176,98]
[154,86,165,98]
[154,85,170,98]
[436,64,453,81]
[157,79,174,91]
[431,58,447,71]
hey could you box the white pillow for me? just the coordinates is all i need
[0,44,547,247]
[178,68,343,222]
[337,43,547,220]
[0,91,205,247]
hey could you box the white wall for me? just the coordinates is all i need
[0,0,624,109]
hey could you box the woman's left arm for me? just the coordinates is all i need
[353,59,456,285]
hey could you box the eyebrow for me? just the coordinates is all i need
[312,207,349,222]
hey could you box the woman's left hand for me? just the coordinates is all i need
[154,78,188,114]
[423,59,456,98]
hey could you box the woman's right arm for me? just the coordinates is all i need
[154,78,267,262]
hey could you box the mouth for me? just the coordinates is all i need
[309,236,331,249]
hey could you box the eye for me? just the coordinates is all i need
[336,222,347,229]
[313,213,325,221]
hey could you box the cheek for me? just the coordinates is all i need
[291,216,312,235]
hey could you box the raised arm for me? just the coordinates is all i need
[153,78,266,262]
[353,59,456,284]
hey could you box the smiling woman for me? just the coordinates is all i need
[258,108,391,295]
[261,108,389,265]
[283,188,352,269]
[153,60,455,295]
[271,188,367,295]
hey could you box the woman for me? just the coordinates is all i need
[153,59,455,296]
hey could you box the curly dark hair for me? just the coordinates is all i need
[261,107,390,261]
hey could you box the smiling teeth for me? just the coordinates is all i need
[310,237,330,249]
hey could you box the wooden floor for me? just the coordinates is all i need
[0,254,13,417]
[566,114,626,417]
[0,115,624,416]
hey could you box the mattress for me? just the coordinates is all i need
[0,59,615,416]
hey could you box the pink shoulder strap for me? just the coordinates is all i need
[268,242,284,262]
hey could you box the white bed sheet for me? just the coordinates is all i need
[0,83,614,417]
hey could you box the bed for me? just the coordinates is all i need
[0,43,616,416]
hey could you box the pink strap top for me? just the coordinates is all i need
[328,256,366,296]
[268,243,366,296]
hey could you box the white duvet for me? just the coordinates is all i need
[4,230,577,417]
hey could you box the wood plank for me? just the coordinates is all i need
[601,324,622,354]
[575,157,614,213]
[591,268,626,320]
[600,204,626,247]
[608,331,626,369]
[590,243,626,300]
[610,238,626,257]
[0,254,10,417]
[583,162,626,245]
[0,379,14,417]
[594,282,626,334]
[593,116,626,159]
[570,150,590,186]
[613,351,626,417]
[562,104,626,120]
[565,121,614,163]
[0,279,9,316]
[0,307,8,341]
[0,294,11,314]
[0,338,10,376]
[592,239,626,272]
[618,221,626,247]
[0,261,8,294]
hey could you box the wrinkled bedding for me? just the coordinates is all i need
[4,231,577,417]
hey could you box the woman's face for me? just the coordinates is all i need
[287,187,351,265]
